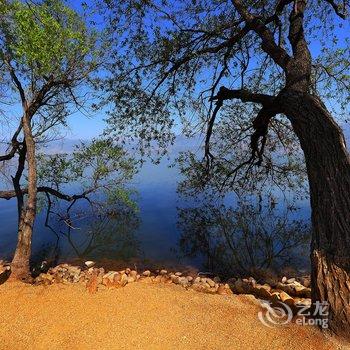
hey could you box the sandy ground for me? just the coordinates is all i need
[0,281,345,350]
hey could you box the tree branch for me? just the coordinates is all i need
[324,0,347,19]
[0,186,97,201]
[231,0,291,70]
[210,86,275,106]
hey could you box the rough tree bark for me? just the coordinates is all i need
[280,91,350,338]
[10,112,37,281]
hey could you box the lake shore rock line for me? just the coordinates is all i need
[0,260,311,314]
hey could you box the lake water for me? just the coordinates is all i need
[0,139,312,276]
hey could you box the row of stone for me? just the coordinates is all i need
[2,260,312,312]
[230,277,311,312]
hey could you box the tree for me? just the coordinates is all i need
[0,0,136,280]
[103,0,350,338]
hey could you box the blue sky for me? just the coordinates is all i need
[60,0,349,141]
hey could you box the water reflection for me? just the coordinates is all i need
[33,200,141,268]
[178,200,310,278]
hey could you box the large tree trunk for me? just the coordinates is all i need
[10,114,37,281]
[282,91,350,339]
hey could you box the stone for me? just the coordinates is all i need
[281,276,287,283]
[120,273,128,286]
[125,268,131,274]
[142,270,151,277]
[86,272,99,294]
[299,276,311,288]
[217,284,233,295]
[294,285,311,298]
[113,273,122,283]
[194,277,201,284]
[206,278,215,287]
[187,276,193,282]
[254,285,272,300]
[102,271,118,286]
[175,272,182,276]
[178,277,188,286]
[287,277,296,284]
[270,292,281,306]
[233,279,251,294]
[191,283,206,293]
[248,277,256,286]
[129,270,137,279]
[84,261,95,268]
[153,275,162,283]
[160,269,167,275]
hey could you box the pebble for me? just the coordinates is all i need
[175,272,182,276]
[206,278,215,287]
[160,269,167,275]
[84,261,95,268]
[129,270,137,278]
[142,270,151,277]
[120,273,128,286]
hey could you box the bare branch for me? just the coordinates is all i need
[210,86,275,106]
[0,186,97,201]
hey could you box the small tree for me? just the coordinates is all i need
[0,0,135,280]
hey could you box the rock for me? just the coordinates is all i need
[113,273,122,283]
[125,268,131,274]
[294,285,311,298]
[142,270,151,277]
[187,276,193,282]
[217,284,233,295]
[194,277,201,284]
[175,272,182,277]
[102,271,118,286]
[287,277,296,284]
[270,292,281,306]
[248,277,256,287]
[206,278,215,287]
[255,285,272,300]
[129,270,137,279]
[86,271,99,294]
[178,277,188,286]
[160,269,167,275]
[279,291,293,303]
[213,276,221,283]
[191,283,206,293]
[153,275,162,283]
[120,273,128,286]
[281,276,287,283]
[233,279,251,294]
[84,261,95,268]
[299,276,311,288]
[294,298,312,308]
[36,273,54,285]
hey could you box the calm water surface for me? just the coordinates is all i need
[0,140,311,275]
